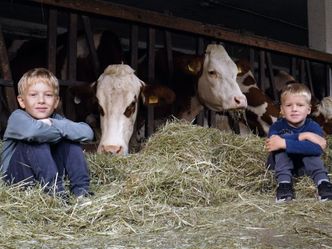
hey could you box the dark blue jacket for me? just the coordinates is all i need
[268,118,324,156]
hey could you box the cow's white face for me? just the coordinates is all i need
[198,44,247,111]
[96,64,144,155]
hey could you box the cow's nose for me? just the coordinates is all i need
[234,95,247,108]
[101,145,123,154]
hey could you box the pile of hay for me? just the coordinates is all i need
[1,120,332,248]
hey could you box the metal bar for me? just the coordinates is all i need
[265,52,278,102]
[290,57,297,80]
[81,15,100,78]
[305,60,314,95]
[164,30,173,87]
[146,27,155,137]
[258,50,265,90]
[130,24,138,71]
[196,37,205,126]
[68,13,77,81]
[326,65,331,97]
[65,13,78,120]
[47,8,57,74]
[300,59,305,84]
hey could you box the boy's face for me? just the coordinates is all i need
[280,94,311,127]
[17,82,59,120]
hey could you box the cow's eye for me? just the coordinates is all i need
[208,70,217,78]
[98,104,105,116]
[124,101,136,118]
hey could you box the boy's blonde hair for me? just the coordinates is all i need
[280,83,311,105]
[17,68,59,96]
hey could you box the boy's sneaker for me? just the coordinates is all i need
[276,183,294,203]
[318,181,332,201]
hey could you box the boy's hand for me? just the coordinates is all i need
[265,135,286,152]
[39,118,52,126]
[299,132,327,150]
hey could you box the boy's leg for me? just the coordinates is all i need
[5,142,64,193]
[302,156,332,201]
[274,151,295,202]
[274,151,294,183]
[302,156,329,185]
[52,140,90,197]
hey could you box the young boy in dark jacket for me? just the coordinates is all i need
[266,83,332,203]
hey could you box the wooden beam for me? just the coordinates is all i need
[30,0,332,64]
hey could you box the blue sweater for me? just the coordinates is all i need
[1,109,94,173]
[268,118,324,156]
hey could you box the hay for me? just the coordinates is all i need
[1,120,332,248]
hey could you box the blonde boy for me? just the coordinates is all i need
[1,68,94,199]
[266,83,332,202]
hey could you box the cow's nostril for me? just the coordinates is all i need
[234,96,247,108]
[102,145,123,155]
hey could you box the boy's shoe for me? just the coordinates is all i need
[276,183,294,203]
[318,181,332,201]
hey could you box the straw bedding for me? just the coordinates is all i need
[1,120,332,248]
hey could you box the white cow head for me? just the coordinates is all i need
[96,64,143,155]
[96,64,175,155]
[197,44,247,111]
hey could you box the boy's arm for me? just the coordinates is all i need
[298,132,327,150]
[4,110,62,143]
[266,135,286,152]
[51,116,94,142]
[285,139,323,155]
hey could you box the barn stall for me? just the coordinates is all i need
[0,0,331,142]
[1,1,332,248]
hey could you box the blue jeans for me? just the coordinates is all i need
[267,151,329,185]
[5,140,90,196]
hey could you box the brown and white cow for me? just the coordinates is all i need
[223,59,332,136]
[311,96,332,135]
[235,59,280,136]
[156,44,247,122]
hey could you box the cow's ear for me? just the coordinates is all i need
[236,58,251,76]
[69,82,97,105]
[174,55,203,76]
[141,85,176,106]
[186,59,202,75]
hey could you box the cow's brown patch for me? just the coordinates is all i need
[124,98,137,118]
[245,110,265,136]
[245,87,269,107]
[242,75,256,86]
[236,59,251,77]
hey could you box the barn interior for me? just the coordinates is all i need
[0,0,331,137]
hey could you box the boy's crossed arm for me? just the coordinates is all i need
[298,132,327,150]
[266,132,327,152]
